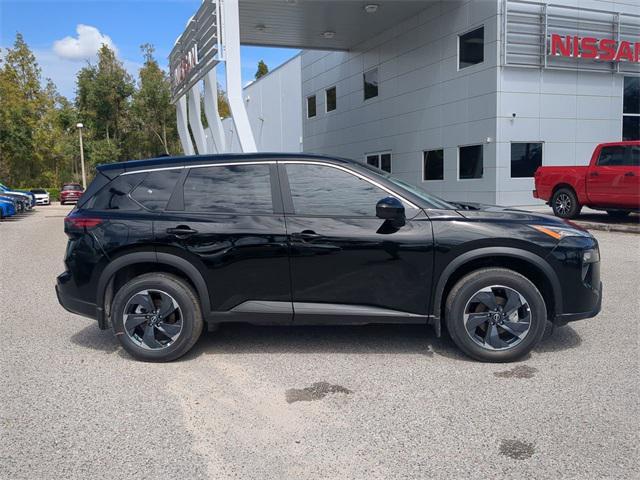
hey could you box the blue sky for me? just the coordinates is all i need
[0,0,299,98]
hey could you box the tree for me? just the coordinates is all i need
[217,87,231,118]
[255,60,269,80]
[131,44,179,156]
[75,44,135,167]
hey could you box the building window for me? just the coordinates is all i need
[366,152,392,173]
[326,86,337,112]
[623,77,639,141]
[511,143,543,178]
[364,68,379,100]
[307,95,317,118]
[423,149,444,180]
[459,145,483,179]
[459,26,484,69]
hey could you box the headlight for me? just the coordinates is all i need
[530,225,592,240]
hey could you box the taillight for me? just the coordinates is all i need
[64,216,103,232]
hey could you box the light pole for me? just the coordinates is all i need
[76,123,87,190]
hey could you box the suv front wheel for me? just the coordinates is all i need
[111,273,204,362]
[445,268,546,362]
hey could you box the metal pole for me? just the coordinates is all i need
[77,123,87,189]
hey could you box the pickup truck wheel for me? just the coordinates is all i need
[551,188,581,218]
[445,268,547,363]
[111,273,204,362]
[606,210,631,219]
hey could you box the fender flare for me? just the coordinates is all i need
[431,247,562,320]
[96,251,211,323]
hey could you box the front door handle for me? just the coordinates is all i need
[292,230,322,240]
[589,171,599,177]
[624,171,635,177]
[166,226,198,237]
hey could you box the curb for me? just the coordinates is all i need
[572,221,640,234]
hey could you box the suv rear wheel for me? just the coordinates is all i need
[111,273,204,362]
[445,268,546,362]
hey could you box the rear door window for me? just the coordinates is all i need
[626,146,640,167]
[131,170,182,211]
[183,164,273,214]
[597,146,626,166]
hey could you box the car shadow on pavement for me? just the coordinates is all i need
[70,324,120,354]
[69,321,582,362]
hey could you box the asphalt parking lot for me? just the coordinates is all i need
[1,205,638,480]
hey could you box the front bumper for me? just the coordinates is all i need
[554,281,602,326]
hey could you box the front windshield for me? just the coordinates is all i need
[356,163,456,210]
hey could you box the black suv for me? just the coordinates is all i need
[56,154,602,362]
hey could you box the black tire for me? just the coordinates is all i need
[111,273,204,362]
[606,210,631,219]
[551,187,581,218]
[60,201,65,205]
[445,268,547,363]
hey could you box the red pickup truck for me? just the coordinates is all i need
[534,141,639,218]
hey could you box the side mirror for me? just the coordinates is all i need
[376,196,405,221]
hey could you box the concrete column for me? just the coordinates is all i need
[222,0,257,152]
[187,85,209,155]
[203,69,227,153]
[176,95,195,156]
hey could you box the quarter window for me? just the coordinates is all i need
[285,164,389,217]
[307,95,317,118]
[326,86,337,112]
[183,164,273,214]
[363,68,379,100]
[366,152,392,173]
[131,170,181,211]
[88,173,146,211]
[459,145,483,179]
[511,143,543,178]
[459,26,484,69]
[423,149,444,180]
[623,77,639,141]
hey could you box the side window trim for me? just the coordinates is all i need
[279,160,419,215]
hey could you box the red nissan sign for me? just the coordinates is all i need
[550,34,640,63]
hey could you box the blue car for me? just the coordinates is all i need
[0,196,17,219]
[0,183,33,210]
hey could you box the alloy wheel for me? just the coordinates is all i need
[122,289,183,350]
[555,193,571,216]
[463,285,532,351]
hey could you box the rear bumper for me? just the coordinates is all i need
[554,281,602,326]
[56,273,102,325]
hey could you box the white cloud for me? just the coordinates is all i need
[53,24,117,61]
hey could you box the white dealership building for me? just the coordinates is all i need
[174,0,639,206]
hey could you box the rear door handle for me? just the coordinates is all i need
[589,171,599,177]
[166,226,198,237]
[292,230,322,240]
[624,171,635,177]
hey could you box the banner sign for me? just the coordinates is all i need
[169,0,221,103]
[504,0,640,74]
